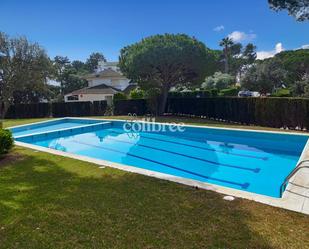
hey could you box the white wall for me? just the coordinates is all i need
[64,94,114,104]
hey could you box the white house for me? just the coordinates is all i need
[64,61,137,105]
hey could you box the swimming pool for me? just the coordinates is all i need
[10,118,103,137]
[12,118,309,198]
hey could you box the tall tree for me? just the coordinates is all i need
[242,59,287,94]
[119,34,216,114]
[274,49,309,84]
[53,56,70,93]
[71,60,87,72]
[85,52,106,72]
[268,0,309,21]
[60,67,87,95]
[0,32,52,116]
[243,43,257,64]
[219,37,234,73]
[234,43,257,79]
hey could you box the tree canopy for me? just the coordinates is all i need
[242,59,287,94]
[202,72,235,90]
[218,37,257,77]
[274,49,309,83]
[268,0,309,21]
[52,53,106,97]
[119,34,217,114]
[0,32,52,112]
[85,52,106,72]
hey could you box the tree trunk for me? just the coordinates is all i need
[224,49,229,74]
[0,102,9,127]
[158,86,169,115]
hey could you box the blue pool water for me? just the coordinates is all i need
[11,118,102,137]
[13,118,309,198]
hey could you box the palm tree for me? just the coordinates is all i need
[220,37,234,73]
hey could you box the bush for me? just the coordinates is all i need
[202,72,235,90]
[113,92,127,101]
[210,88,218,96]
[271,89,291,97]
[219,87,240,96]
[52,101,107,117]
[0,129,14,155]
[5,103,51,118]
[130,89,145,99]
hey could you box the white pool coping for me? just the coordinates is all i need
[9,117,309,215]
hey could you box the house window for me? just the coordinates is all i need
[67,95,79,101]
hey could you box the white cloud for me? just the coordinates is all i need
[228,31,256,42]
[275,43,284,53]
[213,25,224,32]
[301,44,309,49]
[256,42,285,60]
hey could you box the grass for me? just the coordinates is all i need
[1,117,309,248]
[2,118,52,128]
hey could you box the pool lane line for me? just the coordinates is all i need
[105,137,260,173]
[148,131,298,157]
[108,130,268,161]
[70,139,250,189]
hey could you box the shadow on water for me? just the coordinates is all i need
[1,151,302,249]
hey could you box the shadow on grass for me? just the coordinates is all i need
[0,150,307,249]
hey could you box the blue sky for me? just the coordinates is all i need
[1,0,308,61]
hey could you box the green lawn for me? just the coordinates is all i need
[1,118,309,248]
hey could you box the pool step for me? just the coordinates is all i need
[16,121,112,142]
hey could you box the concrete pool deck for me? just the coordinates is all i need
[11,118,309,215]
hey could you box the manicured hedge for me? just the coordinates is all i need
[3,101,107,118]
[167,97,309,129]
[52,102,90,117]
[5,103,51,118]
[0,129,14,155]
[114,99,148,115]
[92,101,108,116]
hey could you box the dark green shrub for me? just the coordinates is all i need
[0,129,14,155]
[194,90,212,98]
[130,89,145,99]
[113,92,127,101]
[210,88,218,96]
[114,99,148,115]
[219,87,240,96]
[169,91,183,98]
[5,101,107,118]
[271,89,291,97]
[5,103,51,118]
[52,101,107,117]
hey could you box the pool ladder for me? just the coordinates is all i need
[128,113,137,125]
[280,159,309,197]
[127,113,139,138]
